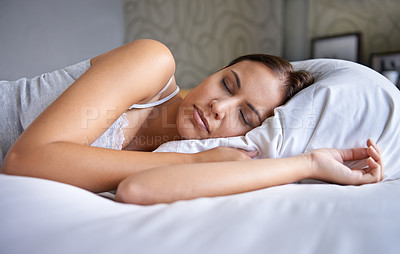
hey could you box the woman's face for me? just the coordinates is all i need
[176,60,284,139]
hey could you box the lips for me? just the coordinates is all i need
[193,105,210,133]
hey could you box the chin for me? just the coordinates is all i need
[177,124,206,140]
[177,129,202,140]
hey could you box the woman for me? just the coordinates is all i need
[1,39,383,204]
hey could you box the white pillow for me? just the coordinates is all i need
[155,59,400,181]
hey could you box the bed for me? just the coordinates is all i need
[1,59,400,254]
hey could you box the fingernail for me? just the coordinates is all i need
[248,150,258,157]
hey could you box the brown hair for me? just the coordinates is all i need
[226,54,314,104]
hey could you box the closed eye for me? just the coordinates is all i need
[239,109,250,126]
[222,79,231,94]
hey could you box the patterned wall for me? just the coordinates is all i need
[308,0,400,64]
[124,0,283,89]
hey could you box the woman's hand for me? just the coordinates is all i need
[194,147,258,163]
[307,139,383,185]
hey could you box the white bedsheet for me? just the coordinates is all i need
[1,173,399,254]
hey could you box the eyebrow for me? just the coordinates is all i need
[230,70,262,124]
[231,70,241,89]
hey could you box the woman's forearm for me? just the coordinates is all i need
[115,155,312,205]
[116,142,383,205]
[1,142,195,192]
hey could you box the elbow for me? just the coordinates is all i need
[1,149,22,175]
[115,178,161,205]
[1,145,40,176]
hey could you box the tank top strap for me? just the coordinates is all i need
[129,76,179,109]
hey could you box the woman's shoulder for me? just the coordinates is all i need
[91,39,175,68]
[89,39,176,103]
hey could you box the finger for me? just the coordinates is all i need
[366,157,381,183]
[367,139,384,181]
[348,169,370,185]
[367,145,381,163]
[237,149,258,158]
[367,139,381,154]
[246,150,258,158]
[338,148,368,161]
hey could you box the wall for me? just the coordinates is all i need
[124,0,283,89]
[0,0,124,80]
[283,0,309,61]
[1,0,398,83]
[308,0,400,65]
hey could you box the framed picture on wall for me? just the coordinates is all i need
[311,33,361,62]
[370,51,400,88]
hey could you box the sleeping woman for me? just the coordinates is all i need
[0,39,383,205]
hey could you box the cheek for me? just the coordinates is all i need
[189,80,216,98]
[176,106,192,129]
[213,116,249,137]
[176,114,193,138]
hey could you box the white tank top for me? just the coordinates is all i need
[90,77,180,150]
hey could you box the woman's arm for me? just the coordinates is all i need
[115,139,383,205]
[0,39,206,192]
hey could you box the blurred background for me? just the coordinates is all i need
[1,0,399,89]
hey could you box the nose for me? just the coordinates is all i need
[210,98,238,120]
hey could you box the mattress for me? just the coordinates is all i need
[0,174,399,254]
